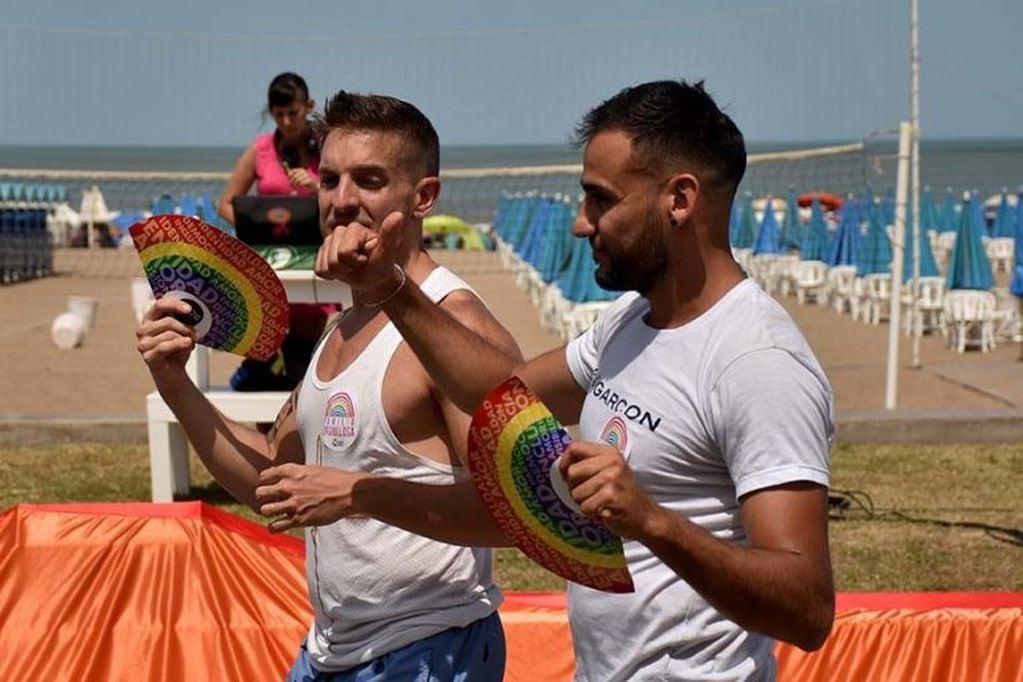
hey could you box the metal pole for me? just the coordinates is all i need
[909,0,923,366]
[886,122,912,410]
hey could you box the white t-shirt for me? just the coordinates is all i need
[565,279,834,681]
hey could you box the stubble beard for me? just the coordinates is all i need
[594,209,669,295]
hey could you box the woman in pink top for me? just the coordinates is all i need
[217,72,320,223]
[218,73,336,393]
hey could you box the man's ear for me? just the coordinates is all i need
[667,173,699,227]
[411,176,441,219]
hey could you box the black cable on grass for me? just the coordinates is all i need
[828,489,1023,548]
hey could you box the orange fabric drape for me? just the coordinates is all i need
[0,503,311,681]
[1,503,1021,682]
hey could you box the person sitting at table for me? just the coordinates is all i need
[217,72,337,392]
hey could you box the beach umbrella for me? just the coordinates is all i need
[780,188,802,251]
[825,198,860,267]
[1011,196,1023,296]
[880,188,895,228]
[733,192,756,249]
[920,186,938,235]
[800,198,828,261]
[857,209,892,276]
[969,190,987,238]
[901,214,940,282]
[557,237,616,303]
[991,189,1016,239]
[946,195,994,291]
[535,199,575,284]
[752,198,784,255]
[938,188,958,233]
[519,197,555,266]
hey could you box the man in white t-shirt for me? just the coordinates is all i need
[276,79,835,680]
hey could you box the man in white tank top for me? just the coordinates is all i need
[293,80,836,681]
[137,92,519,680]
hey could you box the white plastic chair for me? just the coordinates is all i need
[826,265,858,315]
[901,276,946,336]
[943,289,997,353]
[794,260,828,305]
[985,237,1015,274]
[861,273,892,325]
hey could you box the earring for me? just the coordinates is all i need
[670,217,679,227]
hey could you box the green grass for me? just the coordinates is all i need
[1,441,1020,591]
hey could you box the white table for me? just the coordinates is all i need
[145,271,352,501]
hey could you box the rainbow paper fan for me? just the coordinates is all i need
[467,376,634,593]
[130,215,289,360]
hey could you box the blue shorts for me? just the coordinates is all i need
[286,612,505,682]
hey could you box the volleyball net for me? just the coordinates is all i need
[0,139,884,280]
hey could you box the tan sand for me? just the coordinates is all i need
[2,248,1022,420]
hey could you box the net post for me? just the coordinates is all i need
[885,122,912,410]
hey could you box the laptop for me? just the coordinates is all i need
[232,195,321,246]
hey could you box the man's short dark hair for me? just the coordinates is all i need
[317,91,440,177]
[574,80,746,197]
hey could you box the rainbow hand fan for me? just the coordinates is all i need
[130,215,290,360]
[467,376,634,593]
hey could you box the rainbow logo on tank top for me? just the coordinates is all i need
[323,391,356,447]
[599,416,629,455]
[130,215,289,360]
[467,376,634,593]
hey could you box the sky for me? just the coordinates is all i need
[1,0,1021,147]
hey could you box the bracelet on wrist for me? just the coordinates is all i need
[363,264,408,307]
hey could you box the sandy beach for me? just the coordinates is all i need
[3,248,1023,426]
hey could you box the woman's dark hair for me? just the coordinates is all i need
[574,79,746,199]
[267,72,310,109]
[266,72,317,164]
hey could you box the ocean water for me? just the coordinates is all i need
[1,140,1021,223]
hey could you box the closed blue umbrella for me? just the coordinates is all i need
[801,198,828,261]
[557,237,616,303]
[1011,195,1023,296]
[780,188,802,251]
[991,190,1015,239]
[535,199,575,284]
[733,192,756,249]
[969,190,987,238]
[857,209,891,276]
[826,198,860,267]
[881,188,895,228]
[902,215,940,282]
[752,199,784,255]
[946,195,994,290]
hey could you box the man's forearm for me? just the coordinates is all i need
[355,476,512,548]
[639,508,834,650]
[152,373,276,509]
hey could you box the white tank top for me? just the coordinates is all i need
[296,266,501,671]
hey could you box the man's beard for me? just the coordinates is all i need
[593,210,668,295]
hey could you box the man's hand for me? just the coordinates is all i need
[314,210,406,300]
[559,441,662,540]
[135,296,198,381]
[255,463,371,533]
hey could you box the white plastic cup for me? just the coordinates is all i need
[51,311,86,349]
[67,295,98,328]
